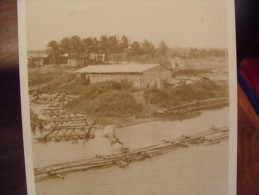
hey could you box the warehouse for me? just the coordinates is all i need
[75,64,171,88]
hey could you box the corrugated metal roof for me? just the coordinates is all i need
[75,64,160,74]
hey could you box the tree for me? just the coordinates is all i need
[45,35,174,65]
[158,41,168,56]
[81,37,92,63]
[129,41,141,63]
[142,39,156,63]
[117,35,129,63]
[70,35,82,57]
[108,35,119,63]
[92,38,100,64]
[60,37,71,57]
[99,35,109,63]
[120,35,129,51]
[189,48,199,58]
[46,40,61,67]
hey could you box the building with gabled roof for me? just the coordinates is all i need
[76,64,172,88]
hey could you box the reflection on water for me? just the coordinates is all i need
[34,108,229,195]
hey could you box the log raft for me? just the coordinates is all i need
[34,127,229,182]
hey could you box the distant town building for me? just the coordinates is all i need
[67,53,105,67]
[27,54,48,67]
[185,58,229,70]
[75,64,171,88]
[27,53,68,67]
[67,57,86,67]
[170,57,185,69]
[89,53,105,63]
[184,59,204,69]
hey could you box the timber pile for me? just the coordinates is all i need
[35,108,96,142]
[30,92,96,142]
[34,126,229,182]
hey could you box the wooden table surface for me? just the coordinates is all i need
[237,85,259,195]
[0,1,258,195]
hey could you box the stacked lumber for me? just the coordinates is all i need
[35,109,96,142]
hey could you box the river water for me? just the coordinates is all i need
[34,107,229,195]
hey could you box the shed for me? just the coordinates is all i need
[75,64,171,88]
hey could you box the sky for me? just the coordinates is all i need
[25,0,229,50]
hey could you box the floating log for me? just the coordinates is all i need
[34,127,229,182]
[202,140,221,146]
[48,171,65,179]
[113,160,128,168]
[175,141,189,147]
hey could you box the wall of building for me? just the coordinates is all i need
[142,65,171,80]
[68,58,85,67]
[86,73,143,87]
[142,66,171,88]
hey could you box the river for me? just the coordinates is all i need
[33,107,229,195]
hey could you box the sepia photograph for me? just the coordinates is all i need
[18,0,237,194]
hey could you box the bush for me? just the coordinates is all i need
[40,73,85,95]
[144,80,228,107]
[66,90,142,117]
[28,68,64,87]
[144,88,172,105]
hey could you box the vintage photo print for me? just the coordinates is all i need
[18,0,237,194]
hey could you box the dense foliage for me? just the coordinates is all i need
[67,90,142,117]
[45,35,170,65]
[144,80,228,107]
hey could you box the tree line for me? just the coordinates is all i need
[170,47,227,59]
[187,48,227,59]
[46,35,228,67]
[46,35,169,65]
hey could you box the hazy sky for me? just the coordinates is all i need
[26,0,228,50]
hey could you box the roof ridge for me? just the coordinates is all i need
[75,64,161,74]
